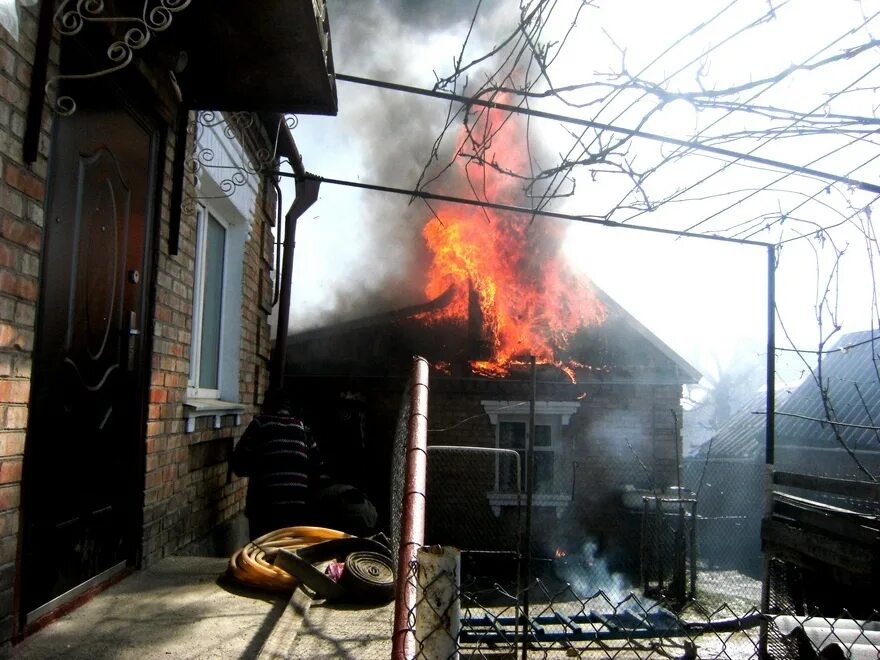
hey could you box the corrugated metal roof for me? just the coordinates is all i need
[689,388,791,461]
[690,330,880,462]
[776,330,880,452]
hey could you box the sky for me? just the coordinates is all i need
[283,0,880,392]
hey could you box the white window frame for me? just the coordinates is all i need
[495,418,558,494]
[481,400,580,518]
[188,204,228,400]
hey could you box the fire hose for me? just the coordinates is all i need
[226,526,395,602]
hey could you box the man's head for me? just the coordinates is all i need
[262,388,293,415]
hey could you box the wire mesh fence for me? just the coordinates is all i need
[681,458,765,609]
[401,549,880,659]
[389,390,876,658]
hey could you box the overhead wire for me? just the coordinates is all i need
[531,0,754,215]
[679,59,880,235]
[614,7,880,229]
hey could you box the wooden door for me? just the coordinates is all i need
[21,96,158,616]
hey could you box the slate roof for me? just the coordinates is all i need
[776,330,880,452]
[690,330,880,461]
[688,388,791,461]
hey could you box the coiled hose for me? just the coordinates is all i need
[226,526,350,592]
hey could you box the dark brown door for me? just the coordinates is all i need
[22,95,157,615]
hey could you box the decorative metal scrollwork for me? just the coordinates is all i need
[182,112,298,215]
[47,0,192,115]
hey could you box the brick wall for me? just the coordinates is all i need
[141,125,275,564]
[0,2,278,643]
[425,379,685,565]
[0,4,53,646]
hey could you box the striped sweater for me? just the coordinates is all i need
[231,413,325,520]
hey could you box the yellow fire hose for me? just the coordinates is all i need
[226,526,350,592]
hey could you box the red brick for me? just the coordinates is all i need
[0,379,28,403]
[0,510,18,537]
[0,434,24,457]
[147,470,165,490]
[5,163,45,203]
[149,388,167,404]
[0,535,15,564]
[0,271,36,301]
[0,243,14,269]
[4,405,25,429]
[0,322,25,350]
[0,216,41,251]
[0,76,21,108]
[0,485,20,512]
[0,460,21,484]
[0,44,14,78]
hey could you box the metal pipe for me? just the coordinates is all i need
[267,138,319,391]
[274,171,771,248]
[765,244,777,466]
[520,356,537,660]
[391,356,430,660]
[759,244,777,657]
[270,180,284,307]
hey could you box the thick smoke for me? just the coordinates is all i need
[291,0,515,330]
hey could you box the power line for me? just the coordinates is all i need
[615,8,880,227]
[552,0,795,205]
[335,72,880,195]
[531,0,753,214]
[272,169,771,247]
[680,59,880,234]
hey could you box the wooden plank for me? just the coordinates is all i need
[774,471,880,501]
[763,520,876,575]
[771,498,880,546]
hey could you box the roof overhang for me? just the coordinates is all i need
[166,0,337,114]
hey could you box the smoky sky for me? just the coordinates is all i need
[293,0,559,330]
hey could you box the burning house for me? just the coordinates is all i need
[286,219,699,581]
[285,98,700,579]
[286,284,699,565]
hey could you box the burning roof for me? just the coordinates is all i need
[285,280,700,386]
[287,89,699,386]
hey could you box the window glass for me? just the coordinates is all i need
[198,213,226,390]
[534,424,552,447]
[499,421,525,449]
[534,453,554,492]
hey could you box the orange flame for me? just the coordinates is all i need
[418,100,606,380]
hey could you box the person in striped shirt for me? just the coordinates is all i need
[232,389,327,539]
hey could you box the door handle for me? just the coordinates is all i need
[127,310,140,336]
[125,311,139,372]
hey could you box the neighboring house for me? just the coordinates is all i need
[285,285,700,574]
[683,389,790,577]
[0,0,336,646]
[774,330,880,492]
[685,329,880,578]
[767,330,880,616]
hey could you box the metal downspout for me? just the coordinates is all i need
[268,149,320,392]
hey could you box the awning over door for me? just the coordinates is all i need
[166,0,337,114]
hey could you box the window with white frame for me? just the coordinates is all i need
[498,421,555,493]
[482,400,580,517]
[189,206,227,399]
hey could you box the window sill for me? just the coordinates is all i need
[183,398,248,433]
[487,492,571,519]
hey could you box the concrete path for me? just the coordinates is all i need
[12,557,288,660]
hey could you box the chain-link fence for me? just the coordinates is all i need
[681,457,765,609]
[400,549,880,659]
[386,364,877,658]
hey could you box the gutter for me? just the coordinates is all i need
[266,115,320,391]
